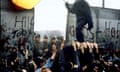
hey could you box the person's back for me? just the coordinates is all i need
[72,0,91,16]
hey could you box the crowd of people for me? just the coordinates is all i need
[0,34,120,72]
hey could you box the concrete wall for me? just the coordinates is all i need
[94,8,120,50]
[66,7,120,50]
[0,0,34,49]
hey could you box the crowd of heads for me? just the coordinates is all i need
[0,33,120,72]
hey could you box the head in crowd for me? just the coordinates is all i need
[35,56,45,68]
[40,67,52,72]
[57,36,64,43]
[43,35,49,43]
[51,43,57,53]
[51,37,56,44]
[34,34,40,42]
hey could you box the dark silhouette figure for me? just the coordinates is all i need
[65,0,93,42]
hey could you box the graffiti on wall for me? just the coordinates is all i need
[104,21,120,38]
[14,16,34,29]
[66,7,120,50]
[1,11,34,51]
[97,20,120,50]
[67,25,76,41]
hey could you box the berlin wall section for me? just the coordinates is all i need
[66,7,120,51]
[95,8,120,50]
[0,0,34,51]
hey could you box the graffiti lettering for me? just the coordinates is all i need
[14,16,34,29]
[104,21,120,38]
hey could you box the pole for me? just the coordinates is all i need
[102,0,105,8]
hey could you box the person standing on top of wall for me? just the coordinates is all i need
[65,0,93,42]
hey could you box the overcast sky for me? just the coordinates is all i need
[34,0,120,32]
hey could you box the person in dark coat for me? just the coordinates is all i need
[62,41,81,72]
[33,34,43,58]
[65,0,93,42]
